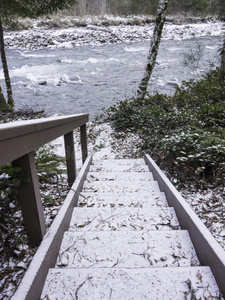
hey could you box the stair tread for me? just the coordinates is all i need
[56,230,200,269]
[78,192,168,208]
[89,165,149,172]
[91,158,146,166]
[41,267,220,300]
[83,180,160,193]
[39,158,222,299]
[69,207,180,231]
[86,172,154,181]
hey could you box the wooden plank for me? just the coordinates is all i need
[80,123,88,163]
[64,131,76,186]
[12,152,46,246]
[0,114,89,141]
[0,114,89,167]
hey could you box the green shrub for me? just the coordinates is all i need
[196,102,225,128]
[153,127,225,183]
[101,67,225,188]
[172,68,225,110]
[35,144,66,184]
[0,164,30,223]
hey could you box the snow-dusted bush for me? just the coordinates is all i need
[102,67,225,189]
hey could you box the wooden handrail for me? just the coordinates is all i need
[0,114,89,245]
[0,114,89,166]
[144,154,225,297]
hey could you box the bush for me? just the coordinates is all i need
[153,127,225,185]
[101,67,225,188]
[172,68,225,110]
[35,145,66,184]
[0,164,30,223]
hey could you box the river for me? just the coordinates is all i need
[0,34,224,120]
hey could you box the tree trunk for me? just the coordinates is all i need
[0,84,8,113]
[136,0,169,102]
[221,38,225,71]
[0,14,14,110]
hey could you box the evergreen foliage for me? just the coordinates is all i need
[102,67,225,189]
[0,0,77,20]
[0,164,30,222]
[70,0,225,17]
[35,145,66,184]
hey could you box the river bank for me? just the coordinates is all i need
[4,16,224,51]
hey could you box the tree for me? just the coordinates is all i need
[0,13,13,111]
[221,38,225,70]
[183,0,209,15]
[0,0,77,112]
[136,0,169,102]
[0,84,8,112]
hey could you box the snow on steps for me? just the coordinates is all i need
[82,180,160,193]
[89,159,149,173]
[56,231,200,269]
[86,171,154,181]
[69,207,180,231]
[78,192,168,208]
[41,267,219,300]
[41,158,221,299]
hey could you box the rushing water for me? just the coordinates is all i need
[0,35,223,120]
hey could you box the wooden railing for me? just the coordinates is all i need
[0,113,89,246]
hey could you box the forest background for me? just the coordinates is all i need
[69,0,225,17]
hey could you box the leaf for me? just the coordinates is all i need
[14,167,22,173]
[44,195,55,205]
[12,178,21,188]
[197,271,202,283]
[21,174,30,184]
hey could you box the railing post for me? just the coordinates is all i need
[64,131,76,187]
[12,152,46,246]
[80,124,88,164]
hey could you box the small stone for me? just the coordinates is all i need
[38,80,47,85]
[161,256,167,262]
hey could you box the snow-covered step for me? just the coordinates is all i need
[41,267,221,300]
[92,158,146,166]
[83,180,160,193]
[78,192,168,208]
[86,171,154,181]
[56,230,200,269]
[14,157,224,299]
[89,164,149,173]
[69,207,180,231]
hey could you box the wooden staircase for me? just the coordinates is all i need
[40,158,221,299]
